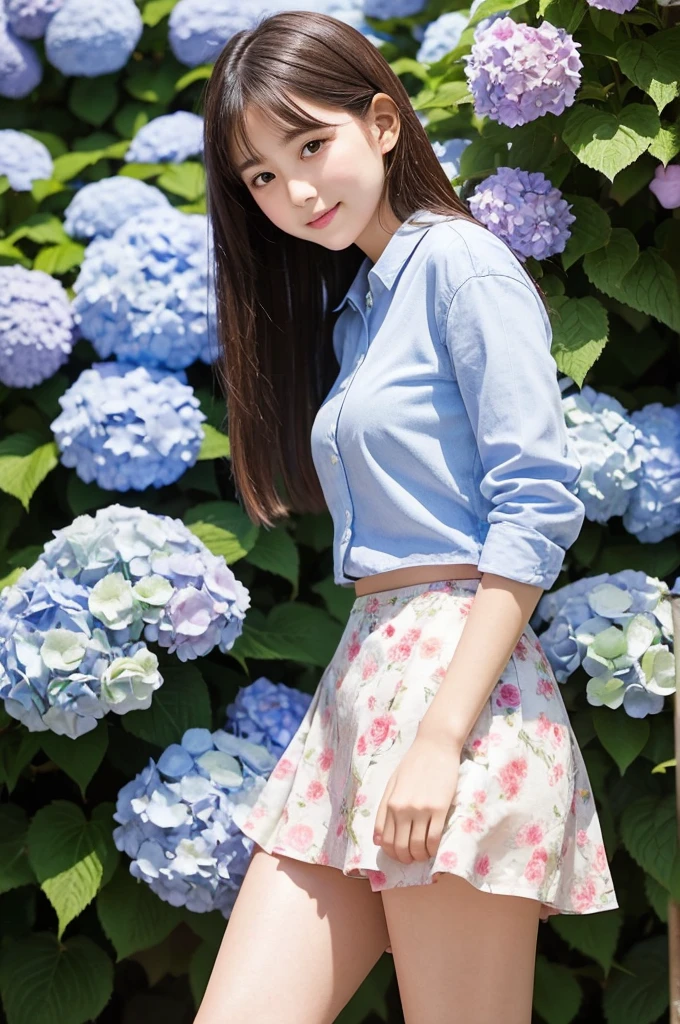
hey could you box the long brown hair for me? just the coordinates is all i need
[201,10,547,528]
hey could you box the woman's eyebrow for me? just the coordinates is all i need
[236,126,327,174]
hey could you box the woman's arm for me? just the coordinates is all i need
[417,572,544,748]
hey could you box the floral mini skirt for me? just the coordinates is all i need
[233,578,619,918]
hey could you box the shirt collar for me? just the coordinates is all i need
[331,208,452,313]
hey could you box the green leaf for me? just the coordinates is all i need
[532,954,582,1024]
[583,228,639,297]
[603,935,668,1024]
[617,29,680,115]
[591,706,650,775]
[620,794,679,896]
[549,296,609,386]
[562,103,661,181]
[245,525,299,589]
[40,723,109,797]
[549,908,622,976]
[0,435,59,511]
[311,574,357,626]
[97,862,184,960]
[644,872,669,922]
[615,248,680,332]
[233,602,344,667]
[0,932,114,1024]
[608,154,656,206]
[51,150,106,182]
[143,0,180,25]
[124,63,178,104]
[539,0,587,33]
[188,938,219,1010]
[648,119,680,164]
[26,802,119,940]
[561,194,614,270]
[0,729,42,793]
[5,213,69,247]
[66,474,116,518]
[156,161,205,201]
[174,64,213,92]
[122,663,211,748]
[68,75,119,127]
[0,805,36,895]
[196,423,230,460]
[0,566,27,591]
[185,500,259,562]
[33,242,85,275]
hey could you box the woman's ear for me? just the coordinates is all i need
[369,92,401,155]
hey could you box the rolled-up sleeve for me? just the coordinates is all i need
[443,271,585,590]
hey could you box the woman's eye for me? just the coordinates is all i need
[251,138,327,188]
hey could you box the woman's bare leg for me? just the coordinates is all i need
[381,872,541,1024]
[193,844,391,1024]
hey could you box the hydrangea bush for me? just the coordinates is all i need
[0,0,677,1020]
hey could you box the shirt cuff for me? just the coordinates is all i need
[476,521,568,590]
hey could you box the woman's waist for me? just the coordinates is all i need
[353,562,482,597]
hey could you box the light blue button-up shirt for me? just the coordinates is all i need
[310,209,585,591]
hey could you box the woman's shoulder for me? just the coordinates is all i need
[423,215,536,296]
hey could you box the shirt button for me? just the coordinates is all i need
[330,454,338,464]
[365,289,373,309]
[345,510,350,522]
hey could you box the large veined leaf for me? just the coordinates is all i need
[185,500,259,562]
[0,805,36,895]
[549,295,609,386]
[549,907,623,975]
[591,706,650,775]
[245,524,300,590]
[617,28,680,114]
[232,602,344,667]
[562,103,661,181]
[620,794,680,897]
[97,863,185,961]
[0,435,58,511]
[532,954,583,1024]
[122,663,211,748]
[603,935,669,1024]
[40,724,109,797]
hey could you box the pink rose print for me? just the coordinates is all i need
[432,666,447,684]
[515,822,545,846]
[594,844,608,873]
[536,712,552,737]
[383,623,395,638]
[366,869,387,887]
[570,878,597,912]
[356,734,367,755]
[354,792,367,807]
[387,639,414,662]
[514,636,530,660]
[306,780,326,801]
[537,677,554,698]
[320,706,332,727]
[349,853,362,866]
[474,853,491,877]
[498,756,529,800]
[576,829,589,847]
[362,655,379,680]
[335,673,345,691]
[470,736,489,759]
[570,792,577,815]
[551,723,565,746]
[460,598,475,615]
[548,763,565,787]
[367,694,377,711]
[404,627,422,644]
[318,747,334,772]
[347,640,361,662]
[488,730,504,748]
[336,821,345,837]
[281,806,289,823]
[273,757,296,780]
[243,819,254,831]
[253,806,267,820]
[472,789,487,804]
[495,683,521,709]
[318,851,330,865]
[439,850,458,868]
[369,713,398,750]
[461,810,485,833]
[524,847,548,885]
[419,636,444,659]
[365,596,380,614]
[285,824,315,852]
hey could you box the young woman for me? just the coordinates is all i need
[196,11,618,1023]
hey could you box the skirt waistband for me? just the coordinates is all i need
[352,576,482,608]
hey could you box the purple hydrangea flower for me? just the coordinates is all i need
[0,265,75,387]
[113,725,278,915]
[416,11,468,64]
[463,17,583,128]
[562,385,644,523]
[5,0,63,39]
[51,362,206,491]
[125,112,205,165]
[168,0,255,67]
[0,12,42,98]
[44,0,143,76]
[225,676,313,757]
[63,177,171,240]
[623,403,680,544]
[0,560,163,737]
[532,569,674,718]
[649,163,680,210]
[41,505,251,661]
[587,0,638,10]
[468,166,575,261]
[72,206,218,371]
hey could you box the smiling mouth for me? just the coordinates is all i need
[308,203,339,225]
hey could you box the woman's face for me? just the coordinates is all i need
[230,92,400,253]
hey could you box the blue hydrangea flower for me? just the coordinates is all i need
[562,385,644,523]
[51,362,206,491]
[113,726,278,915]
[432,138,472,181]
[623,403,680,544]
[168,0,255,67]
[325,0,393,45]
[467,166,575,261]
[125,112,205,165]
[588,0,638,10]
[416,11,468,63]
[5,0,63,39]
[63,177,171,240]
[72,206,218,371]
[0,560,163,737]
[463,17,583,127]
[41,505,251,661]
[0,13,42,98]
[0,265,75,388]
[363,0,426,16]
[0,130,52,190]
[44,0,143,76]
[225,676,313,757]
[532,569,674,718]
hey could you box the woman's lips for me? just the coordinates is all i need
[307,202,340,228]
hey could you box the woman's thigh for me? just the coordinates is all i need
[193,843,391,1024]
[381,872,542,1024]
